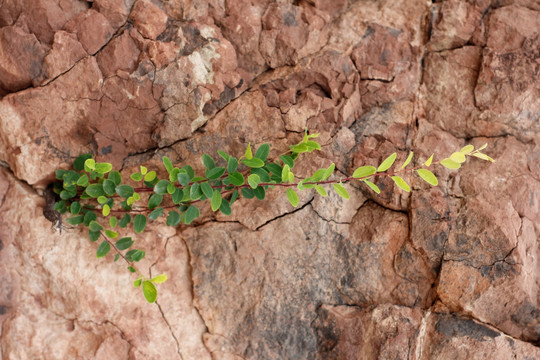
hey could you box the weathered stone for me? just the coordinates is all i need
[65,9,114,54]
[40,31,87,83]
[130,0,168,40]
[0,26,47,93]
[94,0,135,29]
[97,30,141,77]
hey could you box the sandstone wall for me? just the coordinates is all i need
[0,0,539,359]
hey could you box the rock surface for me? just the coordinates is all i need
[0,0,539,359]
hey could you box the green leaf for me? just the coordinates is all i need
[441,158,461,169]
[86,184,105,198]
[450,152,466,163]
[172,188,183,204]
[54,200,66,213]
[167,183,176,194]
[245,143,253,160]
[149,207,164,220]
[114,254,119,262]
[169,168,180,183]
[83,211,97,226]
[217,150,230,162]
[109,216,117,228]
[333,183,350,199]
[241,188,255,199]
[377,153,397,172]
[133,278,142,288]
[88,230,100,242]
[230,189,239,204]
[65,215,84,226]
[363,180,381,194]
[291,143,309,153]
[128,266,136,273]
[56,169,67,180]
[133,214,147,233]
[76,174,89,187]
[73,154,93,171]
[314,185,327,197]
[185,205,200,225]
[70,202,81,215]
[227,157,238,173]
[400,151,414,169]
[254,186,266,200]
[460,145,474,154]
[391,176,410,192]
[286,188,299,207]
[206,167,226,180]
[108,171,122,185]
[97,195,108,205]
[219,199,232,215]
[95,162,113,174]
[182,165,195,179]
[202,154,215,170]
[105,229,118,238]
[265,162,282,176]
[242,158,265,168]
[190,183,202,200]
[177,172,190,186]
[280,155,294,168]
[163,156,173,173]
[255,143,270,161]
[119,213,131,228]
[116,237,133,250]
[472,153,495,162]
[115,185,134,198]
[211,190,222,211]
[424,154,434,167]
[142,281,157,303]
[228,172,245,186]
[144,171,157,182]
[323,163,335,180]
[60,189,76,200]
[281,164,291,183]
[166,211,181,226]
[102,179,115,196]
[417,169,438,186]
[84,158,96,171]
[199,182,212,199]
[151,274,168,284]
[102,204,111,216]
[148,194,163,209]
[126,249,145,262]
[89,220,103,232]
[153,180,170,195]
[248,174,260,189]
[352,166,377,179]
[96,241,110,258]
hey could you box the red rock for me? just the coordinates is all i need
[40,31,87,84]
[93,0,135,28]
[65,9,114,54]
[96,30,141,77]
[130,0,168,40]
[0,26,47,93]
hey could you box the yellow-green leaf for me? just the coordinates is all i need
[140,165,147,175]
[450,152,466,163]
[102,204,110,216]
[151,274,168,284]
[333,183,350,199]
[424,154,434,167]
[391,176,410,192]
[477,143,488,151]
[441,158,461,169]
[400,151,414,169]
[286,188,299,207]
[460,145,474,154]
[377,153,397,172]
[352,166,376,179]
[472,153,495,162]
[416,169,438,186]
[314,185,327,197]
[142,281,157,303]
[211,190,222,211]
[245,142,253,160]
[363,180,381,194]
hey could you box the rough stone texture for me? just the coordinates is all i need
[0,0,539,359]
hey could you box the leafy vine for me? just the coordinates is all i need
[48,131,494,302]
